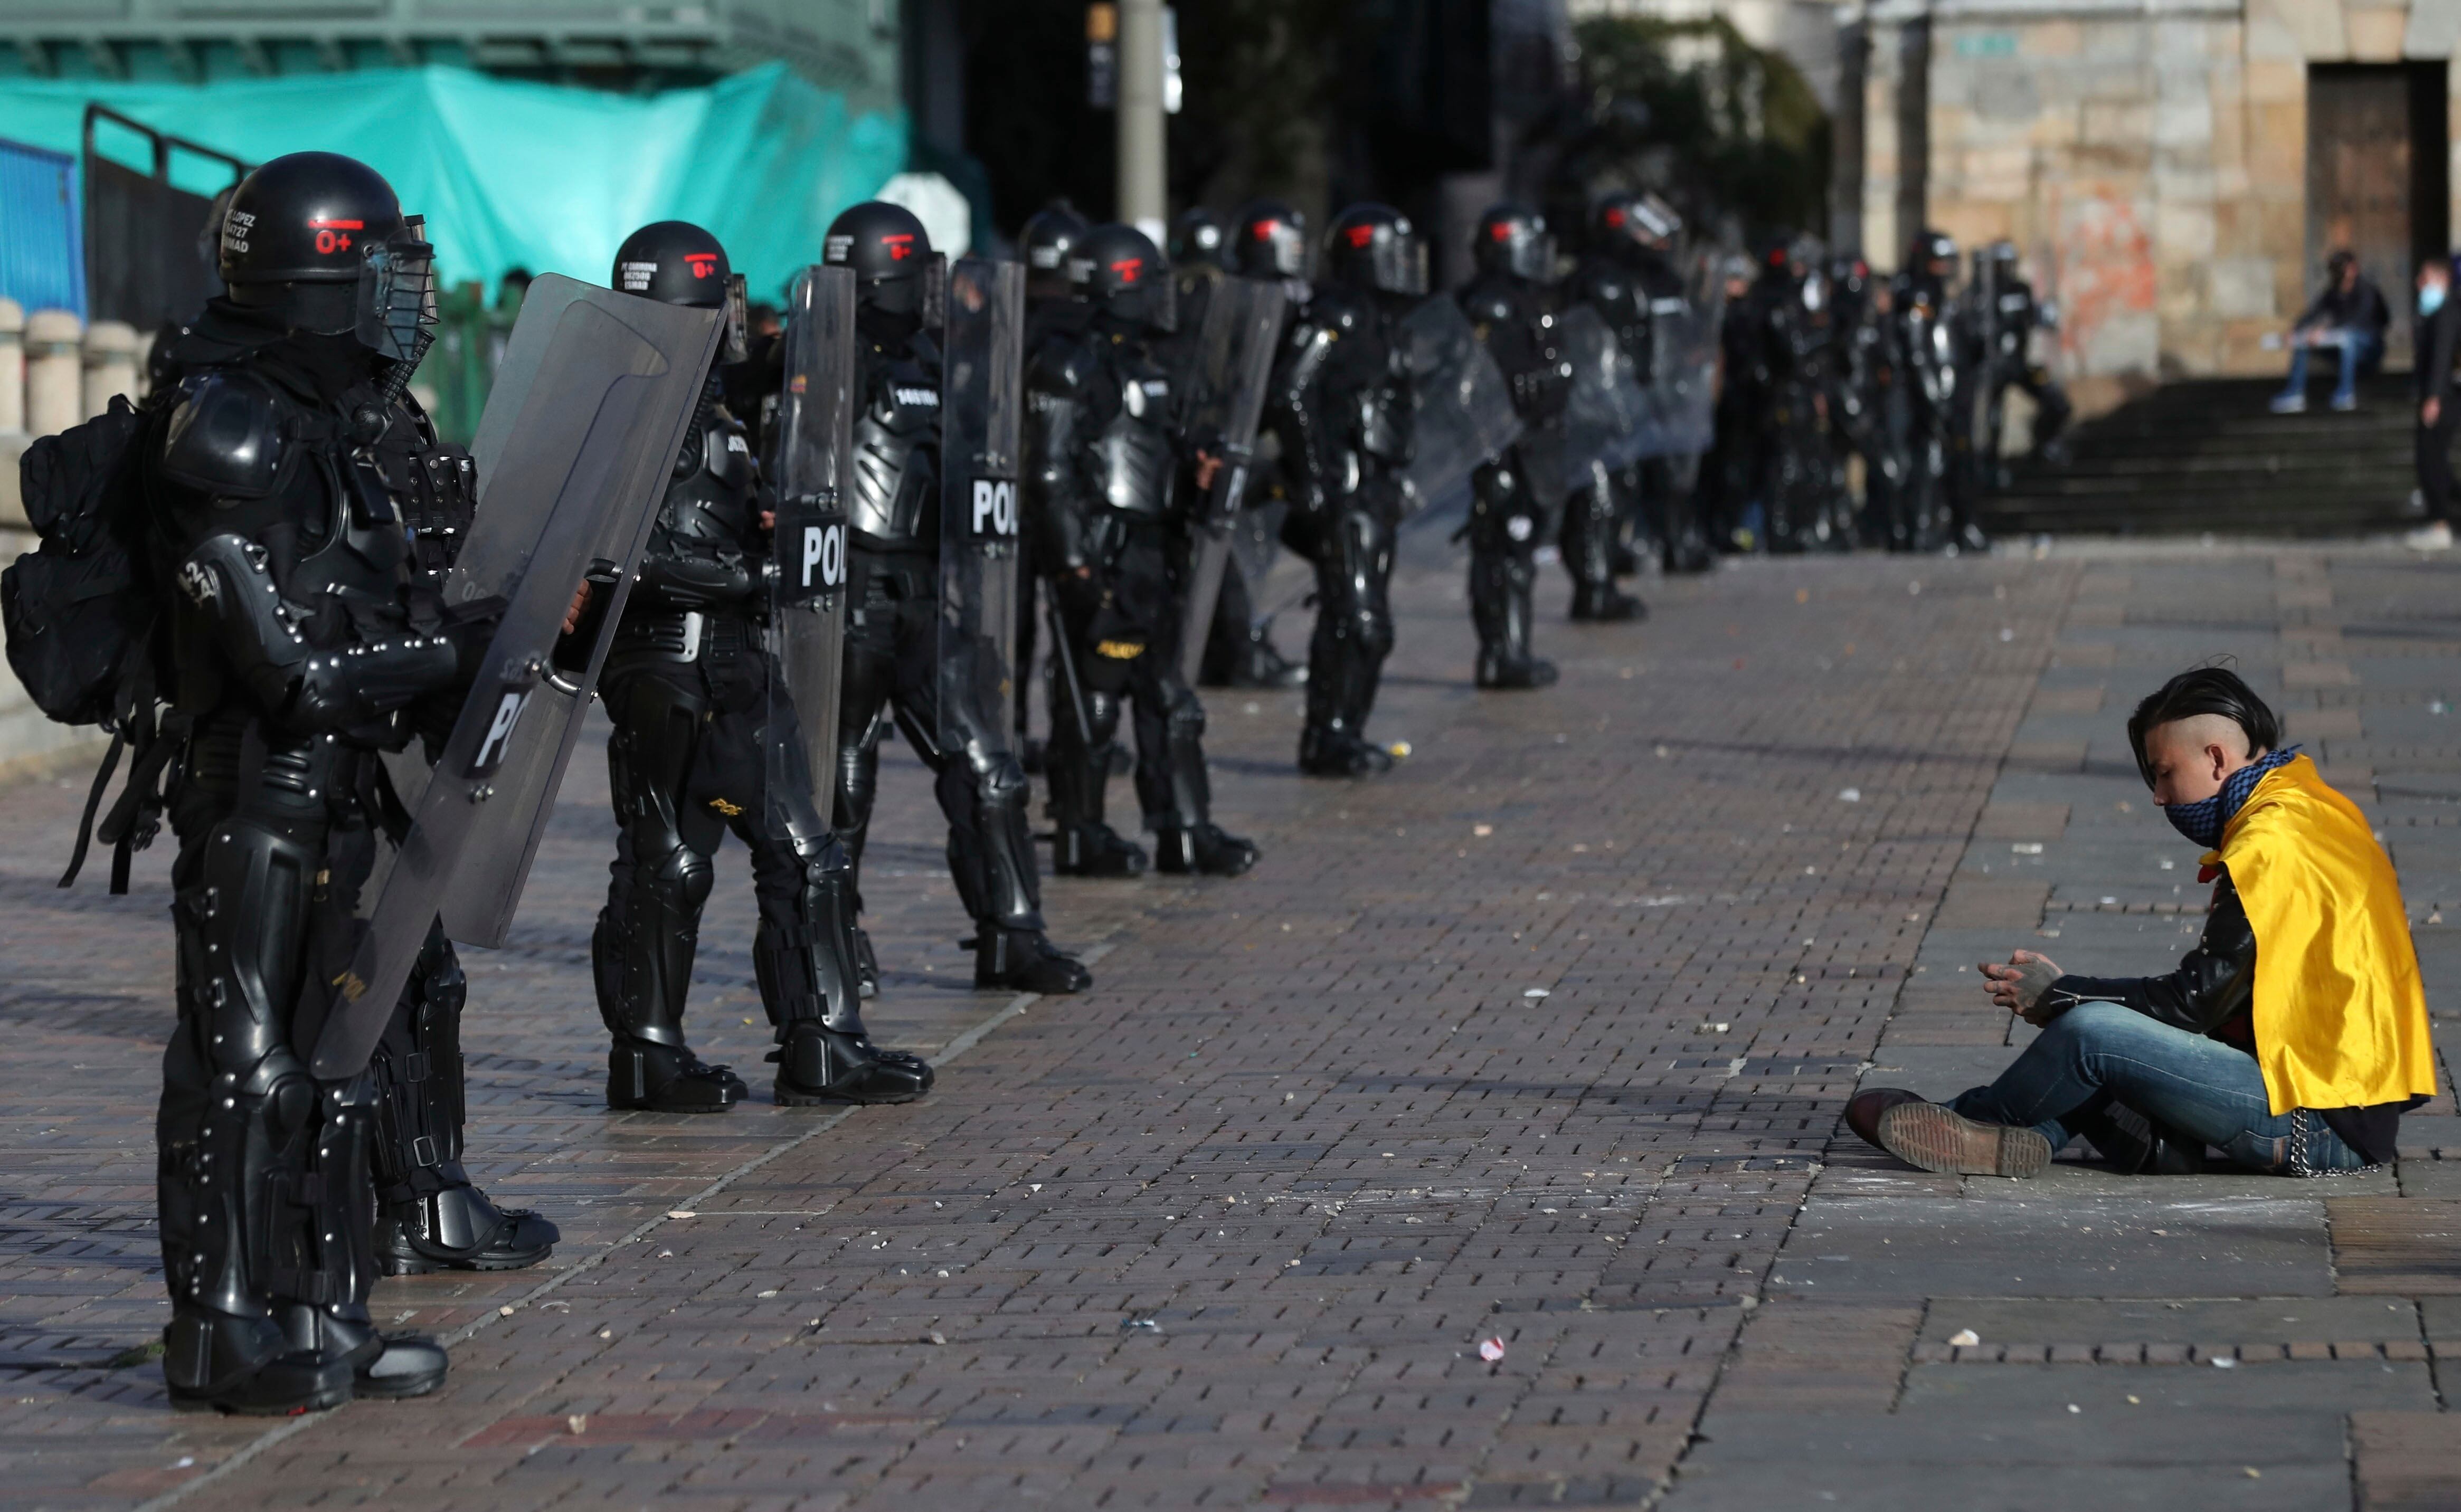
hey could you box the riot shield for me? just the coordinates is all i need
[768,265,857,836]
[1399,296,1522,516]
[936,256,1027,762]
[308,275,721,1079]
[1634,278,1719,460]
[1173,275,1288,684]
[1520,304,1651,504]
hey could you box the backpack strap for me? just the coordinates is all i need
[56,732,124,889]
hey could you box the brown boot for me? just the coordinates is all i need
[1875,1099,2052,1178]
[1844,1088,1927,1150]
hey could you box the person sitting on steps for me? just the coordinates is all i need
[2271,249,2389,414]
[1848,667,2435,1178]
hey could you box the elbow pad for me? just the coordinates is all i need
[179,532,457,731]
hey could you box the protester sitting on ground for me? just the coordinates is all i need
[2271,249,2390,414]
[1848,667,2434,1178]
[2412,254,2458,552]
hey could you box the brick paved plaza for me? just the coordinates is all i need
[5,530,2461,1510]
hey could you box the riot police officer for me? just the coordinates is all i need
[1027,223,1261,877]
[1971,239,2071,479]
[1827,256,1914,548]
[1567,192,1710,591]
[824,201,1093,995]
[1271,203,1421,777]
[1178,197,1311,692]
[1760,235,1851,551]
[1457,203,1568,687]
[1015,199,1095,762]
[1895,229,1984,552]
[590,221,933,1115]
[1172,206,1235,274]
[144,151,473,1412]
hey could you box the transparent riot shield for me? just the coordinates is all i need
[310,275,722,1079]
[1173,275,1288,684]
[768,265,857,837]
[1634,279,1719,460]
[1399,295,1522,516]
[936,257,1027,764]
[1520,304,1651,504]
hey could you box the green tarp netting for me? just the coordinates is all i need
[0,61,906,301]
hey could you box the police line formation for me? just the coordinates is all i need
[0,150,2068,1416]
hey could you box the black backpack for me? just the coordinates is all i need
[2,395,175,890]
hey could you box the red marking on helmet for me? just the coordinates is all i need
[1110,257,1143,283]
[309,218,365,230]
[1605,207,1625,227]
[1345,225,1376,249]
[1488,223,1512,241]
[314,229,353,254]
[882,233,915,261]
[684,253,718,278]
[1250,220,1280,241]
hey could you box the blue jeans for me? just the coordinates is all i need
[2278,327,2381,406]
[1947,1002,2369,1173]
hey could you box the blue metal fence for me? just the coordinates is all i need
[0,135,82,317]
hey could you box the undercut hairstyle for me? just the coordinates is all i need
[2125,667,2280,788]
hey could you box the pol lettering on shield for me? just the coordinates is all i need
[470,687,531,777]
[800,520,846,592]
[971,478,1017,538]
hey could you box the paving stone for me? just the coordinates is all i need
[4,541,2461,1505]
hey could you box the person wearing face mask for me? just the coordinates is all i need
[1845,667,2432,1179]
[2412,256,2458,551]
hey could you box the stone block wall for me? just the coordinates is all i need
[1853,0,2461,414]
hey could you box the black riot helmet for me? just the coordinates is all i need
[1020,197,1091,299]
[1233,197,1310,280]
[612,220,749,362]
[825,199,940,320]
[1324,203,1426,296]
[1595,191,1680,254]
[1910,229,1959,284]
[218,150,437,362]
[1069,222,1175,330]
[1472,202,1554,282]
[1984,238,2021,273]
[1171,206,1234,273]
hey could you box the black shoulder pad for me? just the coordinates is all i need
[1457,283,1517,329]
[1307,286,1369,337]
[1027,336,1099,397]
[159,370,287,500]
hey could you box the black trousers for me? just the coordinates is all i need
[2421,412,2456,523]
[1046,524,1211,835]
[834,550,1046,933]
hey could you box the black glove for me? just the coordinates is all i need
[441,594,508,684]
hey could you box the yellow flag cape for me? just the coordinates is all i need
[2209,755,2435,1116]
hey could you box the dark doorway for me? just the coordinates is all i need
[2306,62,2448,360]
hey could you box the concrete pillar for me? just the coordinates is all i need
[82,321,139,420]
[0,298,23,434]
[23,309,83,439]
[1115,0,1167,244]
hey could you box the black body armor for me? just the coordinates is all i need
[1457,267,1570,683]
[593,395,932,1111]
[1270,282,1414,774]
[146,301,493,1414]
[1026,314,1256,877]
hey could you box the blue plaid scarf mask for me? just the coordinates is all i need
[2162,745,2300,850]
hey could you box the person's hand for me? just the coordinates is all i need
[1980,949,2064,1025]
[564,581,593,636]
[759,509,777,534]
[1194,450,1224,492]
[2426,397,2441,427]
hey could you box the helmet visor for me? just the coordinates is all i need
[354,216,438,367]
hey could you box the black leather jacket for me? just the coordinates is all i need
[2043,873,2258,1044]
